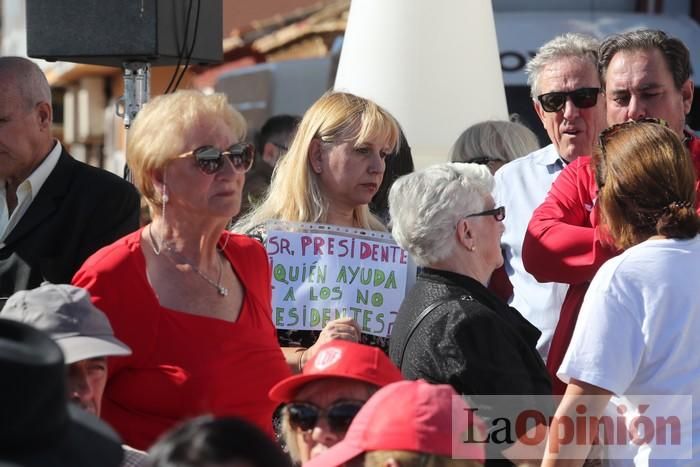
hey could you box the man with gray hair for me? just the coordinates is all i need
[0,57,139,302]
[2,282,147,466]
[491,33,605,362]
[524,29,699,395]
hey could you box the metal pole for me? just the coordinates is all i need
[116,61,150,129]
[116,61,150,181]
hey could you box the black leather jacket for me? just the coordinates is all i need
[389,268,552,466]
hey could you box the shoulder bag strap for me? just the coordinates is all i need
[398,294,470,369]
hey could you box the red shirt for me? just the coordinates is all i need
[523,133,700,395]
[73,229,291,449]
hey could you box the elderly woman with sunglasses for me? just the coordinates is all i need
[72,90,291,450]
[269,340,403,465]
[388,163,552,464]
[235,91,400,362]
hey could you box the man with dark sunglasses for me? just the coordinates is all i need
[524,29,700,395]
[491,33,604,365]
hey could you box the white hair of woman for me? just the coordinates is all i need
[389,162,493,267]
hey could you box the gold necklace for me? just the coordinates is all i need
[148,224,229,297]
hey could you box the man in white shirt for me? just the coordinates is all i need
[492,33,606,361]
[0,57,139,301]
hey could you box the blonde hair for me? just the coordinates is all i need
[235,91,399,233]
[362,450,482,466]
[280,408,302,463]
[126,90,247,215]
[449,120,540,164]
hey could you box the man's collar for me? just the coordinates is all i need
[23,140,62,196]
[535,144,565,168]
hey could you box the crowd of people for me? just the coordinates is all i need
[0,26,699,467]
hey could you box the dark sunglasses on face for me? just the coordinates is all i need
[464,206,506,222]
[287,400,364,433]
[537,87,601,113]
[177,142,255,174]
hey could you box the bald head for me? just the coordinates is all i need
[0,57,55,186]
[0,57,52,113]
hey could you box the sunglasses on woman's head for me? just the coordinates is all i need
[598,118,668,158]
[177,142,255,174]
[537,87,601,113]
[287,400,364,433]
[595,118,668,189]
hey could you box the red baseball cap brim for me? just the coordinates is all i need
[269,372,386,403]
[268,340,403,403]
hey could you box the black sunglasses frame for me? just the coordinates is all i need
[464,206,506,222]
[286,400,364,434]
[468,156,505,166]
[537,87,601,113]
[179,142,255,175]
[598,118,668,157]
[595,118,668,189]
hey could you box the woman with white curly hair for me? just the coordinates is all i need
[387,162,551,465]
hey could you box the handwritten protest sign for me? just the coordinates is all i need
[265,222,413,338]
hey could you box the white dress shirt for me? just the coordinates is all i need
[492,144,569,362]
[0,141,62,243]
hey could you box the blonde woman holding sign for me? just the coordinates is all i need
[235,90,401,367]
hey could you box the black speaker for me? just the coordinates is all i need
[26,0,222,67]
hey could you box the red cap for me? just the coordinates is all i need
[305,380,486,466]
[268,340,403,402]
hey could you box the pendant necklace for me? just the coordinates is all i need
[148,224,229,296]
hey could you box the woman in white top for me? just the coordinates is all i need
[543,121,700,467]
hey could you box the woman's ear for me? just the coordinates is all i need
[150,169,165,196]
[308,139,323,174]
[456,218,476,251]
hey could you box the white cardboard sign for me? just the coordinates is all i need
[265,222,412,338]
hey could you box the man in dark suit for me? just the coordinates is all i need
[0,57,140,301]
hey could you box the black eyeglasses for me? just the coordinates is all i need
[177,142,254,174]
[464,206,505,221]
[469,157,504,166]
[286,400,364,433]
[537,87,601,113]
